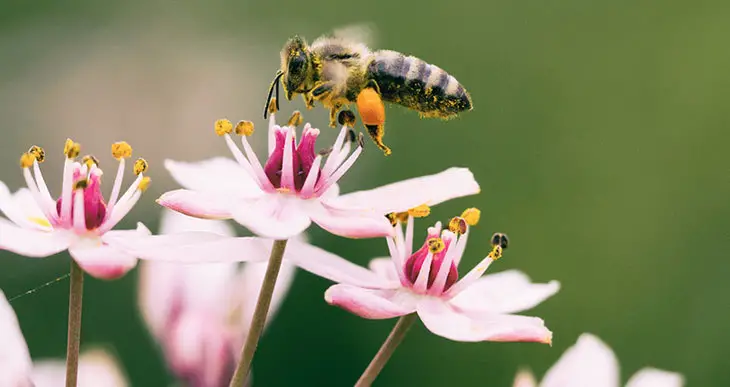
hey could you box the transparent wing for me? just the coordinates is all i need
[332,23,377,48]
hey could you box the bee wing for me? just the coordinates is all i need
[332,23,377,48]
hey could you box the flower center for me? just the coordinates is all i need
[404,235,458,292]
[263,117,320,192]
[55,165,107,230]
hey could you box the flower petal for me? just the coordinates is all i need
[416,298,552,343]
[286,239,394,288]
[513,370,538,387]
[0,182,49,230]
[231,195,312,239]
[449,270,560,314]
[325,284,416,319]
[69,241,138,280]
[310,201,394,238]
[0,218,70,257]
[32,349,128,387]
[157,189,234,220]
[0,291,33,386]
[368,257,401,283]
[332,168,480,214]
[540,333,619,387]
[159,208,235,237]
[165,157,262,196]
[626,368,684,387]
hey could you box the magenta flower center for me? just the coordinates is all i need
[404,236,458,292]
[55,169,107,230]
[263,127,319,192]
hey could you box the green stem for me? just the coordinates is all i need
[229,239,288,387]
[65,260,84,387]
[355,313,418,387]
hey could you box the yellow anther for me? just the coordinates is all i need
[19,153,35,168]
[28,146,45,163]
[268,97,278,115]
[488,233,509,260]
[214,119,233,136]
[111,141,132,159]
[74,179,89,190]
[338,110,356,127]
[385,213,398,227]
[133,158,148,175]
[488,245,503,260]
[408,204,431,218]
[461,208,481,226]
[448,217,468,235]
[64,138,80,159]
[287,111,303,127]
[427,237,445,254]
[82,155,99,168]
[138,176,151,192]
[235,120,255,136]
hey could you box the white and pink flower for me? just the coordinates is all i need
[322,212,560,343]
[158,110,480,240]
[0,290,127,386]
[0,140,151,279]
[138,209,295,387]
[513,333,684,387]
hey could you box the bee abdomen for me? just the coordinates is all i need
[367,50,472,118]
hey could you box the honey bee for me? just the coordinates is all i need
[264,28,472,155]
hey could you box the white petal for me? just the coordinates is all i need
[332,167,480,214]
[325,284,416,319]
[0,182,50,230]
[0,218,70,257]
[540,333,620,387]
[513,370,538,387]
[235,259,297,337]
[0,291,33,386]
[33,349,128,387]
[368,257,401,283]
[159,208,235,237]
[231,195,312,239]
[157,189,235,220]
[68,239,138,280]
[165,157,262,196]
[309,200,394,239]
[449,270,560,314]
[625,368,684,387]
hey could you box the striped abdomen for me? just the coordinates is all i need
[366,50,472,118]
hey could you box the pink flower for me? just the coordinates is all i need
[138,209,295,387]
[513,333,684,387]
[0,290,128,386]
[0,140,151,279]
[323,212,559,343]
[157,111,480,239]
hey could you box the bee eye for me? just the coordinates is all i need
[289,54,307,74]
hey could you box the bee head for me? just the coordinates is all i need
[281,36,313,100]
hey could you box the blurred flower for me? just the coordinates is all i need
[0,140,151,279]
[138,209,295,387]
[513,333,684,387]
[157,109,480,239]
[324,211,559,343]
[0,290,127,386]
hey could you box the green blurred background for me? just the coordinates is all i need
[1,0,729,385]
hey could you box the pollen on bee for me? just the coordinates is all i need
[133,158,148,175]
[64,139,81,159]
[338,110,356,127]
[448,216,468,235]
[82,155,99,168]
[461,208,481,226]
[287,111,303,127]
[19,153,35,168]
[268,97,279,115]
[407,204,431,218]
[427,237,445,253]
[138,176,152,192]
[111,141,132,159]
[214,119,233,136]
[235,120,255,136]
[28,145,45,163]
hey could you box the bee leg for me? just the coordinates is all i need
[328,103,343,128]
[356,87,391,155]
[311,82,335,99]
[302,93,315,109]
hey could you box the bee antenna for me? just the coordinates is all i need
[264,70,284,119]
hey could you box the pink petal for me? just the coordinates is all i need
[540,333,619,387]
[416,298,552,343]
[325,284,416,319]
[368,257,401,283]
[157,189,234,220]
[158,208,235,237]
[68,242,138,280]
[331,168,480,214]
[309,201,394,238]
[449,270,560,314]
[513,370,538,387]
[286,239,394,288]
[0,291,33,386]
[231,195,312,239]
[0,218,70,257]
[626,368,684,387]
[165,157,262,196]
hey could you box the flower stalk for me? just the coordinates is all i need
[65,259,85,387]
[229,239,289,386]
[355,313,418,387]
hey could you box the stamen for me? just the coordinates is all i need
[82,155,99,168]
[28,146,45,163]
[214,119,233,136]
[488,232,509,260]
[405,214,414,257]
[448,217,468,235]
[287,111,303,127]
[461,208,481,226]
[408,204,431,218]
[138,176,151,192]
[299,155,322,198]
[74,179,89,190]
[19,153,34,168]
[133,158,148,175]
[72,187,86,233]
[427,237,445,253]
[338,110,356,127]
[235,120,255,136]
[268,97,278,116]
[386,213,398,227]
[412,253,434,293]
[64,139,80,159]
[111,141,133,160]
